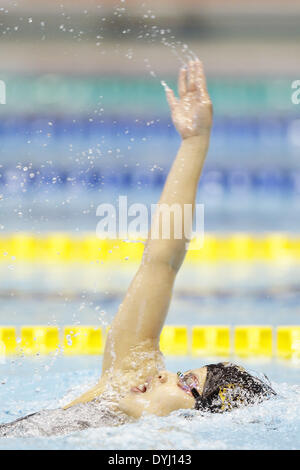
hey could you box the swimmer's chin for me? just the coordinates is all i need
[118,391,153,418]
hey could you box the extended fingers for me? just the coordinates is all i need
[178,61,208,98]
[187,61,196,92]
[195,60,210,101]
[178,67,187,98]
[165,85,178,111]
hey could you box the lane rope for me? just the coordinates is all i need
[1,233,300,263]
[0,325,299,358]
[0,167,299,192]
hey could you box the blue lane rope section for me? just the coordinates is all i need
[0,166,299,192]
[0,115,293,141]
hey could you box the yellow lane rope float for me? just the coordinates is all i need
[0,325,299,359]
[1,233,300,263]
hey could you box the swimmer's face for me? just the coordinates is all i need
[119,367,207,419]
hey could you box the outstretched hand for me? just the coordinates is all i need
[164,60,212,140]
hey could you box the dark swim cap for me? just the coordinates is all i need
[194,362,276,413]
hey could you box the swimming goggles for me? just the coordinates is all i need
[177,371,201,401]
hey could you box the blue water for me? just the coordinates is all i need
[0,262,300,449]
[1,262,300,326]
[0,355,299,450]
[1,187,300,233]
[1,109,300,448]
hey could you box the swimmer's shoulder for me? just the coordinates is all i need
[63,381,106,409]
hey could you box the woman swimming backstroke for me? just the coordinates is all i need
[65,60,275,417]
[0,61,275,436]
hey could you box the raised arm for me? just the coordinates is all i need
[102,60,212,373]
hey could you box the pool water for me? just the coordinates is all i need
[1,260,300,449]
[1,12,299,450]
[1,262,300,327]
[0,355,299,450]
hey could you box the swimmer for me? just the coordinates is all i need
[0,61,275,437]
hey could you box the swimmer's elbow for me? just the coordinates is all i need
[142,253,181,277]
[143,239,186,274]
